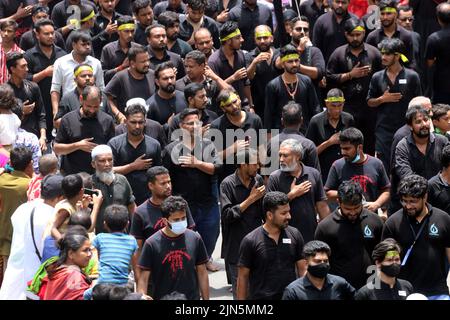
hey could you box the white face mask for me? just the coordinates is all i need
[170,220,187,235]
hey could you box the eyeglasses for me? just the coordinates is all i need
[399,17,414,22]
[294,27,309,33]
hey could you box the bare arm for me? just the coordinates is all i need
[51,209,70,241]
[296,259,307,278]
[53,141,81,156]
[137,269,150,295]
[299,64,319,80]
[50,91,60,121]
[131,252,140,285]
[196,264,210,300]
[325,190,338,202]
[243,86,253,109]
[316,200,331,221]
[236,266,250,300]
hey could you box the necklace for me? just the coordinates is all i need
[282,75,298,101]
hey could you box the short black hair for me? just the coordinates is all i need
[117,15,135,27]
[327,88,345,99]
[160,195,188,218]
[303,240,331,259]
[280,44,298,58]
[441,145,450,168]
[125,103,146,118]
[158,11,179,28]
[62,174,83,199]
[184,82,205,102]
[179,108,199,122]
[339,127,364,147]
[216,88,238,106]
[92,283,114,300]
[282,103,303,126]
[405,105,429,125]
[0,19,18,31]
[71,30,92,45]
[32,4,49,16]
[132,0,151,15]
[185,50,206,65]
[291,16,310,25]
[219,21,239,42]
[146,166,169,184]
[263,191,289,217]
[398,174,428,199]
[187,0,206,11]
[10,147,32,171]
[69,210,92,230]
[80,4,95,23]
[338,180,363,205]
[104,204,129,232]
[128,45,147,61]
[154,61,175,79]
[397,5,412,13]
[0,84,16,110]
[379,0,398,11]
[6,51,25,73]
[344,17,365,33]
[145,23,165,37]
[34,19,54,32]
[437,2,450,25]
[372,238,401,263]
[109,286,131,300]
[378,38,405,56]
[431,104,450,121]
[236,148,258,167]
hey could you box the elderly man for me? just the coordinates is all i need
[90,145,136,234]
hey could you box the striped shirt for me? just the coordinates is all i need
[0,43,23,84]
[92,233,138,284]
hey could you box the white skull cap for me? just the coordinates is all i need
[91,144,113,160]
[126,98,148,112]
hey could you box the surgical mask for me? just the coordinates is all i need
[380,263,401,278]
[308,263,330,279]
[352,148,361,163]
[170,220,187,235]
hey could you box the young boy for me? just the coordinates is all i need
[431,104,450,139]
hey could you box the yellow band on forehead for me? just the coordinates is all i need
[397,53,409,63]
[325,96,345,103]
[220,93,239,107]
[74,65,94,77]
[118,23,135,31]
[353,26,365,32]
[255,31,272,38]
[380,7,397,13]
[221,29,242,42]
[385,250,400,259]
[80,10,95,22]
[281,53,300,62]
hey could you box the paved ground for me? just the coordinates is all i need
[208,229,233,300]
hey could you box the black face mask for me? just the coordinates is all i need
[308,263,330,279]
[380,263,401,278]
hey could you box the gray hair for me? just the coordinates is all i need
[280,138,303,158]
[408,96,431,109]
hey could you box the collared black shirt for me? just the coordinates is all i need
[299,0,327,33]
[326,43,382,112]
[108,133,162,206]
[56,89,109,119]
[245,47,281,119]
[228,2,273,51]
[8,79,46,137]
[115,119,168,149]
[220,171,264,264]
[179,14,220,49]
[92,11,123,58]
[147,47,185,79]
[306,110,354,181]
[299,45,326,84]
[282,274,355,300]
[382,204,450,296]
[134,23,150,46]
[20,30,66,52]
[315,208,384,289]
[355,278,413,300]
[264,74,321,132]
[167,38,193,59]
[104,69,156,113]
[425,26,450,97]
[168,109,218,141]
[267,166,327,242]
[394,132,448,181]
[92,173,135,234]
[0,0,34,29]
[55,109,115,174]
[101,40,141,84]
[24,44,67,140]
[175,75,221,115]
[162,137,222,205]
[153,1,186,18]
[146,90,188,129]
[51,0,95,30]
[208,47,250,103]
[238,225,305,300]
[428,173,450,215]
[115,0,132,16]
[312,11,356,62]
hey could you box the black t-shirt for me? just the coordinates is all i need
[355,278,414,300]
[428,174,450,216]
[267,166,326,242]
[131,199,195,241]
[314,209,384,289]
[146,91,188,128]
[115,119,168,149]
[425,28,450,94]
[238,226,304,300]
[138,229,209,299]
[325,155,390,203]
[382,205,450,296]
[20,30,66,52]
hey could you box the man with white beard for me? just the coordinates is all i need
[91,145,136,234]
[267,139,330,242]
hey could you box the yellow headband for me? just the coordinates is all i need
[353,26,365,32]
[385,250,400,259]
[255,31,272,38]
[397,53,409,63]
[325,96,345,103]
[220,93,239,107]
[118,23,135,31]
[221,29,241,42]
[281,53,300,62]
[74,65,94,77]
[80,10,95,23]
[380,7,397,13]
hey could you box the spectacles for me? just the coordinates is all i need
[294,27,309,32]
[399,17,414,22]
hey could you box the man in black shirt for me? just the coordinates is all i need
[163,108,222,270]
[267,138,330,242]
[425,2,450,104]
[105,45,155,123]
[306,89,354,182]
[299,0,328,33]
[145,24,185,79]
[108,103,162,205]
[382,175,450,298]
[316,180,383,289]
[428,145,450,215]
[54,86,115,175]
[157,11,192,59]
[326,18,382,155]
[237,191,306,300]
[355,238,414,300]
[6,52,46,151]
[193,28,215,59]
[24,19,67,143]
[282,240,355,300]
[228,0,273,52]
[367,38,421,172]
[92,0,123,58]
[153,0,187,18]
[264,44,321,133]
[132,0,154,46]
[51,0,94,36]
[101,16,141,84]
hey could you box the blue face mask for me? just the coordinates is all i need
[170,220,187,235]
[351,147,361,163]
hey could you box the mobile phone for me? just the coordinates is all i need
[245,135,250,142]
[84,188,99,196]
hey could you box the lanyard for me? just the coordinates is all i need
[401,215,429,266]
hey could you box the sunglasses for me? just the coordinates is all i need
[294,27,309,32]
[399,17,414,22]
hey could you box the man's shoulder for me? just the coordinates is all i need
[108,133,127,145]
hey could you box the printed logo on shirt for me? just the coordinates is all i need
[363,225,374,238]
[429,223,439,237]
[162,249,192,278]
[351,175,375,193]
[154,218,166,231]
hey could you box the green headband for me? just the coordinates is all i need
[221,29,242,42]
[220,93,239,107]
[385,250,400,259]
[380,7,397,13]
[325,96,345,103]
[118,23,135,31]
[74,65,94,77]
[281,53,300,62]
[80,10,95,23]
[353,26,365,32]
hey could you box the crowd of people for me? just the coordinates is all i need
[0,0,449,301]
